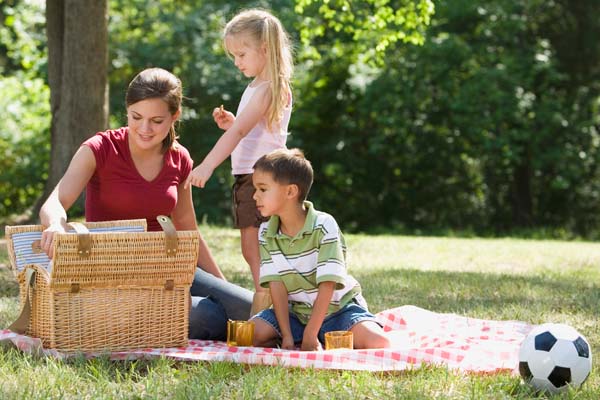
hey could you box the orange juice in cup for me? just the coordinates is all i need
[324,330,353,350]
[227,320,255,347]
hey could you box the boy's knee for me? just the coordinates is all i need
[252,318,278,347]
[357,333,390,349]
[351,321,392,349]
[372,335,391,349]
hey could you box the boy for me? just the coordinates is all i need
[250,148,390,351]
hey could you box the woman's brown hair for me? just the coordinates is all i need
[126,68,182,152]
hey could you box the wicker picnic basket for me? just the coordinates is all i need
[5,217,199,352]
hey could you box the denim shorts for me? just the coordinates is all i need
[252,300,380,345]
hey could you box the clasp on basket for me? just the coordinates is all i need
[67,222,91,258]
[157,215,178,256]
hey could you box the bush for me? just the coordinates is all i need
[0,74,50,219]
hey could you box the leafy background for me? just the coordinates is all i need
[1,0,599,238]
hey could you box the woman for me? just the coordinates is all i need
[39,67,252,340]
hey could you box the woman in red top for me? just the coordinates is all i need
[39,68,252,339]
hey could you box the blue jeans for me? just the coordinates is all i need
[188,267,253,340]
[252,301,379,345]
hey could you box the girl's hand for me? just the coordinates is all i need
[184,163,214,189]
[281,334,295,350]
[301,334,322,351]
[212,105,235,130]
[41,222,66,258]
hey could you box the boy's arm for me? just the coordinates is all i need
[301,281,336,351]
[269,281,295,350]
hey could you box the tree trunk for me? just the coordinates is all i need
[34,0,108,221]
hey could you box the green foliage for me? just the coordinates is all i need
[0,75,50,218]
[2,0,600,238]
[292,0,600,236]
[0,0,49,220]
[294,0,434,65]
[0,0,47,76]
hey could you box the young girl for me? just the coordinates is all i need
[185,9,293,314]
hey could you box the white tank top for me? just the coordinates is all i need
[231,81,291,175]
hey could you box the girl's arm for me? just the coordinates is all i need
[171,181,226,280]
[185,85,272,189]
[39,146,97,257]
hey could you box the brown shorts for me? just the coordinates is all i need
[232,174,269,229]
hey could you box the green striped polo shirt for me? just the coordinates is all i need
[258,201,362,324]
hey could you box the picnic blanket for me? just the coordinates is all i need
[0,305,532,373]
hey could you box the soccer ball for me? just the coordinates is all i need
[519,323,592,394]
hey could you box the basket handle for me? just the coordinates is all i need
[8,267,36,334]
[157,215,178,256]
[66,221,91,257]
[30,222,91,256]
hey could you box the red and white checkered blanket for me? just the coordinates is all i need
[0,305,532,373]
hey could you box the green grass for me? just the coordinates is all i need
[1,226,600,399]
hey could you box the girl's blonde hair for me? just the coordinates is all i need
[224,9,293,131]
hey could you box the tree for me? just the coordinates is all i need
[41,0,108,213]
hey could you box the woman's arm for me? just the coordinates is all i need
[185,85,272,189]
[39,146,97,256]
[171,180,226,280]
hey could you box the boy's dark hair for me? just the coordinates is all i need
[254,148,313,202]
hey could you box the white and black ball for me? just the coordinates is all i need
[519,323,592,394]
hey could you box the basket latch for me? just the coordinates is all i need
[164,279,175,290]
[70,283,80,293]
[67,222,91,257]
[157,215,178,256]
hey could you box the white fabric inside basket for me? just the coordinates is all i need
[11,225,146,272]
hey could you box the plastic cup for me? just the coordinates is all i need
[324,330,353,350]
[227,320,255,347]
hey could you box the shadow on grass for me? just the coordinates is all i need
[2,265,598,319]
[357,268,600,323]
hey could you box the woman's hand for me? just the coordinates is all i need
[40,222,66,258]
[212,106,235,131]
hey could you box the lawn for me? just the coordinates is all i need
[1,225,599,399]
